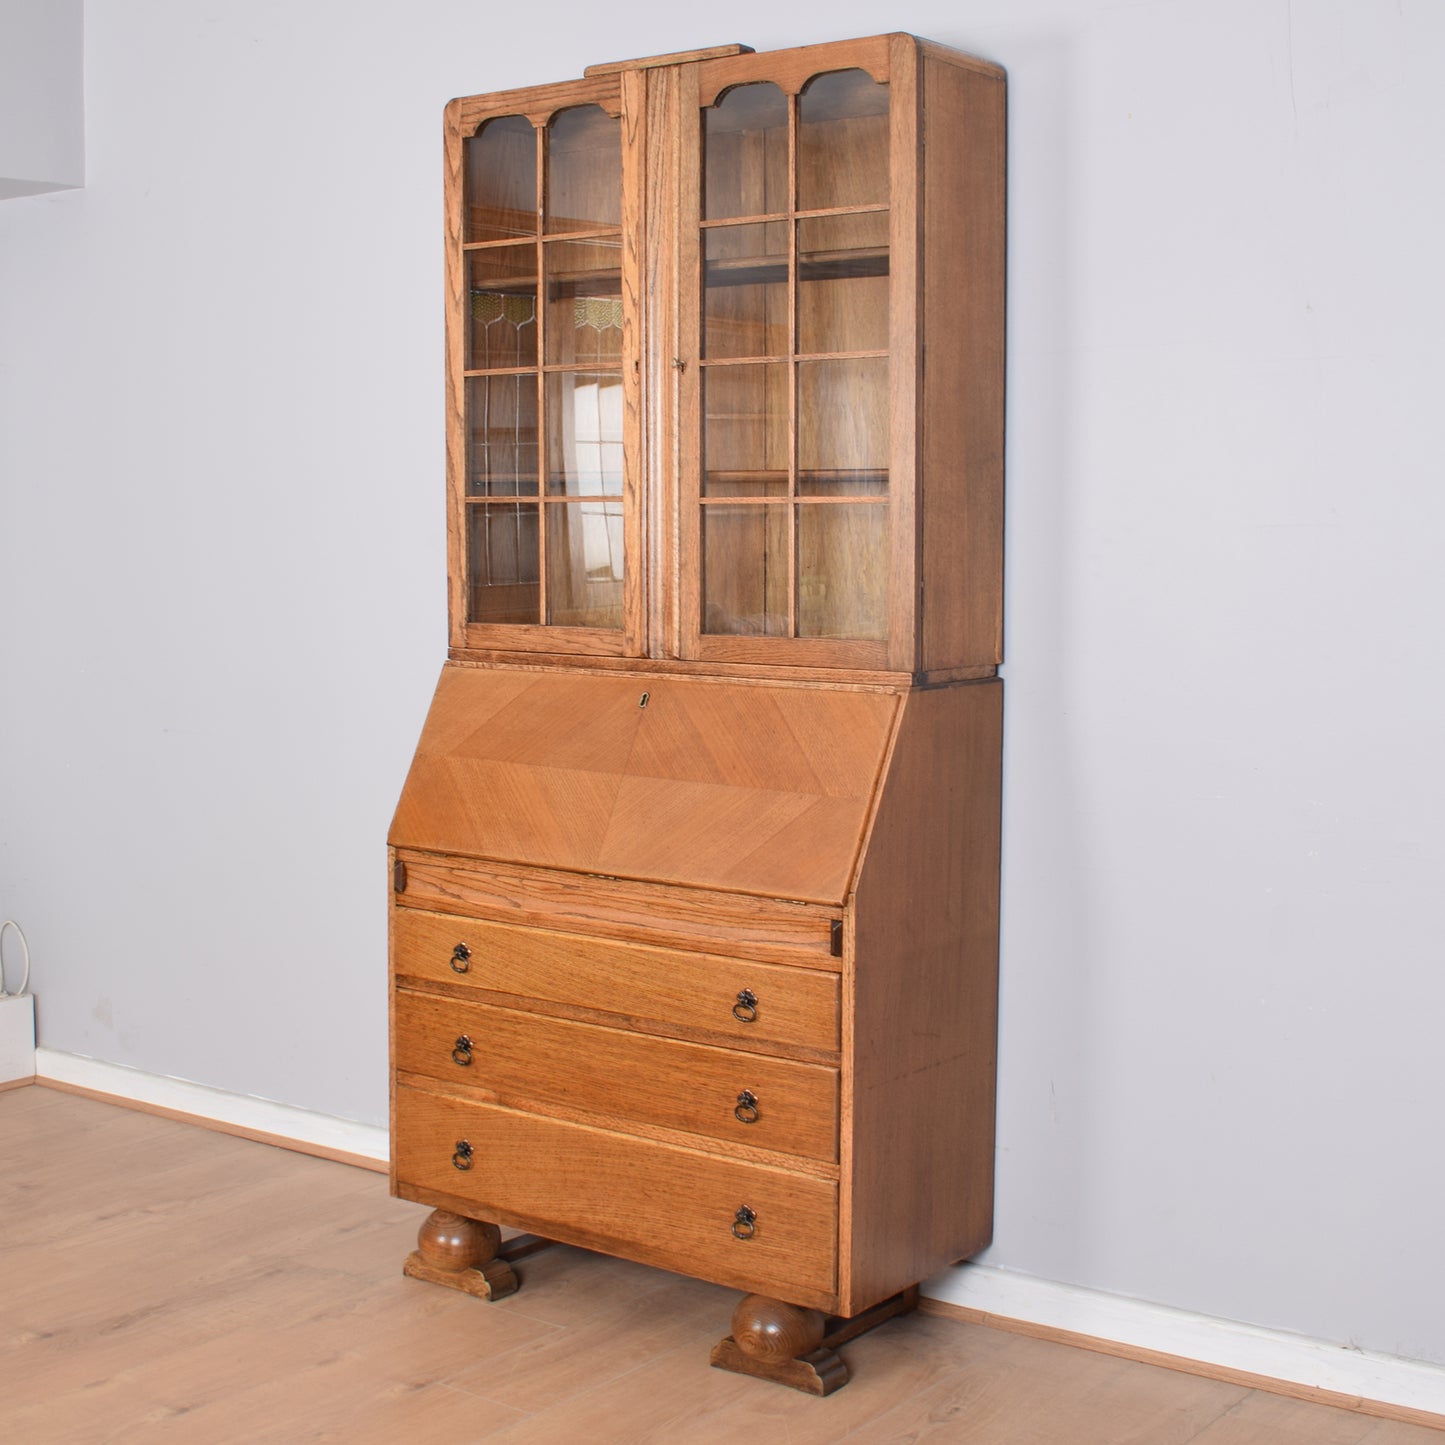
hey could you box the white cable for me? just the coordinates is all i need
[0,919,31,997]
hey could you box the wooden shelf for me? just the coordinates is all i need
[704,248,889,288]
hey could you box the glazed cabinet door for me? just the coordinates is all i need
[446,77,645,655]
[676,36,917,671]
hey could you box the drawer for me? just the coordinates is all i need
[394,1082,837,1305]
[393,908,840,1055]
[392,851,841,967]
[395,989,838,1163]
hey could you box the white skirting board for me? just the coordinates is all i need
[923,1262,1445,1419]
[34,1047,389,1163]
[28,1047,1443,1419]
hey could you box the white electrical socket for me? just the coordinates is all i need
[0,992,35,1083]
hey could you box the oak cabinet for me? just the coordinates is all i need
[391,33,1005,1393]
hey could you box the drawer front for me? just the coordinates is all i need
[394,1082,837,1303]
[393,908,840,1055]
[392,851,840,966]
[396,990,838,1163]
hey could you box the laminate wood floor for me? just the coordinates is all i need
[2,1085,1439,1444]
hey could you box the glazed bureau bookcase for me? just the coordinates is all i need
[388,33,1005,1394]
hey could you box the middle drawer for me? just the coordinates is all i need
[394,989,839,1164]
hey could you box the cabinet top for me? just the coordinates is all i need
[582,43,755,77]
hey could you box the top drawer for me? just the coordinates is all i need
[393,908,840,1056]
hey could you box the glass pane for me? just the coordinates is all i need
[545,106,621,233]
[704,83,789,220]
[545,501,624,628]
[545,238,623,365]
[467,502,539,623]
[797,503,887,639]
[797,357,888,489]
[468,245,538,369]
[703,222,788,360]
[702,504,788,636]
[546,371,624,496]
[466,375,539,497]
[466,115,537,243]
[797,70,889,211]
[797,213,889,355]
[702,363,788,495]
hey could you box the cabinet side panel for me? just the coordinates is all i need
[844,680,1002,1313]
[919,59,1005,673]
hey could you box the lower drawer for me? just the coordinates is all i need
[394,1082,838,1306]
[392,907,841,1055]
[395,989,838,1162]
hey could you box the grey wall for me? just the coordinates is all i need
[2,0,1442,1368]
[0,0,84,195]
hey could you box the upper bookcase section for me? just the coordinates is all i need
[441,35,1005,684]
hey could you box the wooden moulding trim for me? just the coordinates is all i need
[33,1078,389,1174]
[696,34,894,109]
[692,635,890,671]
[449,78,623,134]
[460,622,629,658]
[913,39,1007,81]
[917,1299,1445,1433]
[584,43,754,77]
[0,1074,34,1093]
[444,648,998,688]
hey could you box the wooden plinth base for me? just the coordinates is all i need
[710,1286,919,1395]
[402,1209,552,1302]
[403,1249,518,1300]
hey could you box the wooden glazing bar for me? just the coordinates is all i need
[465,361,626,378]
[463,225,621,250]
[699,349,887,367]
[534,122,549,624]
[675,62,703,660]
[700,203,890,228]
[444,106,468,648]
[884,33,920,673]
[786,90,799,638]
[697,496,887,506]
[620,68,647,656]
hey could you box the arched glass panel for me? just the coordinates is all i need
[466,115,537,242]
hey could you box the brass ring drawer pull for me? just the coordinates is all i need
[450,943,471,974]
[732,1205,757,1240]
[452,1140,473,1171]
[732,988,758,1023]
[452,1035,474,1067]
[734,1089,760,1124]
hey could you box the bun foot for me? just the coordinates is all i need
[710,1295,847,1395]
[710,1286,920,1395]
[403,1209,518,1301]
